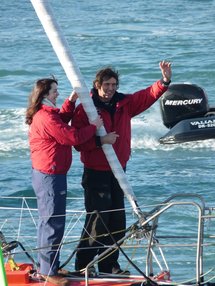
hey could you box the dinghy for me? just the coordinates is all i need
[159,83,215,144]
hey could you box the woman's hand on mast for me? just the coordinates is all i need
[69,90,78,102]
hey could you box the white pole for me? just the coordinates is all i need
[30,0,143,219]
[0,246,8,286]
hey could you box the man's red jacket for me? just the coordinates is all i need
[72,80,168,171]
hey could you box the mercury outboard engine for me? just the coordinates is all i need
[159,83,215,144]
[160,84,209,129]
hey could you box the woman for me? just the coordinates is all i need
[25,77,103,286]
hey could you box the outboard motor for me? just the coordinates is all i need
[160,84,209,129]
[159,83,215,144]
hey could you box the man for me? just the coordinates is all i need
[72,61,172,275]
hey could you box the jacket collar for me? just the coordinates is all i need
[41,104,60,113]
[42,98,56,108]
[91,88,126,114]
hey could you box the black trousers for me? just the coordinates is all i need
[75,167,126,273]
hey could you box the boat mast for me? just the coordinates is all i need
[30,0,145,220]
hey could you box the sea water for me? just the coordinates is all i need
[0,0,215,282]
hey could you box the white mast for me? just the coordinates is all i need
[30,0,144,219]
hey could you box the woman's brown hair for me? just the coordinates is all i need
[25,77,58,125]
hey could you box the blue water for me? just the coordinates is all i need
[1,0,215,282]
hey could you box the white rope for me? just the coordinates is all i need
[30,0,143,218]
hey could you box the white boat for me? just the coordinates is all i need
[1,193,215,286]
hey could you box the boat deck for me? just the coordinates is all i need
[1,194,215,286]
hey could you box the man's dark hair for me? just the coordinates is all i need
[93,67,119,89]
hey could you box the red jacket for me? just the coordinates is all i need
[72,80,168,171]
[29,99,97,174]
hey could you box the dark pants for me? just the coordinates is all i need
[32,169,67,275]
[75,168,126,273]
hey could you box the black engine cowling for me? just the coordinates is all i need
[160,84,209,128]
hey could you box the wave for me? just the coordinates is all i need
[131,110,215,151]
[1,107,215,159]
[0,108,29,157]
